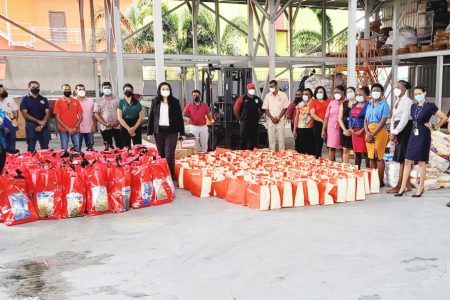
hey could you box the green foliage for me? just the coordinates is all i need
[293,30,322,55]
[221,16,248,56]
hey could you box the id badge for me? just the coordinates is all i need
[414,128,419,136]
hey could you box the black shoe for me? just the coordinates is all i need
[412,190,424,198]
[394,189,407,197]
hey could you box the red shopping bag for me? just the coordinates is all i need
[85,164,112,216]
[108,164,132,213]
[152,159,175,205]
[0,174,38,226]
[225,178,247,205]
[61,170,87,218]
[33,168,64,220]
[130,163,154,209]
[245,183,270,210]
[211,177,229,199]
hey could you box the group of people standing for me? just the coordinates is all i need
[289,80,448,198]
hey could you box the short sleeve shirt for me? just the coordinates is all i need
[309,99,331,120]
[262,91,290,121]
[53,98,83,132]
[365,99,390,126]
[296,101,313,128]
[183,102,210,126]
[78,97,95,133]
[0,98,18,114]
[20,94,49,121]
[94,95,120,130]
[118,98,142,120]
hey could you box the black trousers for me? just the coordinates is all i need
[295,128,315,155]
[154,128,178,179]
[120,119,142,148]
[0,150,6,175]
[100,128,124,149]
[312,121,324,158]
[239,120,258,150]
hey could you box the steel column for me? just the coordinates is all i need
[192,0,199,89]
[78,0,87,52]
[288,4,293,99]
[104,0,113,83]
[153,0,166,85]
[321,0,327,58]
[347,0,357,88]
[391,0,400,105]
[112,0,124,94]
[435,56,444,110]
[268,0,276,80]
[215,0,222,97]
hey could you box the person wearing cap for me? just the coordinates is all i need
[234,83,263,150]
[262,80,290,151]
[183,90,213,153]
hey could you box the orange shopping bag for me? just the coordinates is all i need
[225,178,247,205]
[277,181,294,208]
[245,183,270,210]
[318,180,334,206]
[190,171,212,198]
[211,177,229,199]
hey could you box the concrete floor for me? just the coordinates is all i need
[1,134,449,300]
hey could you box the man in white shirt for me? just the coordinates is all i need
[0,84,19,153]
[262,80,290,151]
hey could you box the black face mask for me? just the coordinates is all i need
[30,88,40,95]
[63,91,72,97]
[1,92,8,99]
[294,97,302,103]
[194,96,200,102]
[124,90,133,97]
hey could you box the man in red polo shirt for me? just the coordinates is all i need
[54,84,83,151]
[183,90,212,152]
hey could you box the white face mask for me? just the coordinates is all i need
[356,95,365,103]
[334,93,342,101]
[371,91,381,100]
[316,92,324,100]
[302,95,309,102]
[161,90,171,97]
[77,90,86,98]
[103,88,112,96]
[393,88,402,97]
[347,92,355,100]
[248,89,256,96]
[269,88,276,94]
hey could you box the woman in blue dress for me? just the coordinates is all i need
[395,86,448,197]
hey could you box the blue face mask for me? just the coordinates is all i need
[414,94,425,102]
[103,88,112,96]
[356,95,365,103]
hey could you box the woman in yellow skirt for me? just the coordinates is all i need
[364,83,391,187]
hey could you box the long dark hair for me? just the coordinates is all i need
[314,86,328,100]
[156,82,175,102]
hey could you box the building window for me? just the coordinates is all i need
[49,11,67,43]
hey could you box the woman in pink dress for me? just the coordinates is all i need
[322,85,345,161]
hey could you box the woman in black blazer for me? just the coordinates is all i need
[147,82,185,179]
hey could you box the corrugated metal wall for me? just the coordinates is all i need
[409,65,450,98]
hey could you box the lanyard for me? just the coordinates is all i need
[413,102,426,128]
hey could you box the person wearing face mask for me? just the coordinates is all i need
[286,88,303,132]
[0,84,19,154]
[234,83,263,150]
[395,86,448,198]
[117,83,143,148]
[183,90,212,153]
[53,84,83,151]
[0,115,7,174]
[309,86,331,158]
[364,83,391,186]
[349,87,370,169]
[94,82,123,149]
[388,80,413,193]
[147,82,185,179]
[293,88,314,155]
[75,84,96,151]
[262,80,290,151]
[20,81,51,152]
[338,87,356,163]
[322,85,345,162]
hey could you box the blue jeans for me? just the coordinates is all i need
[80,132,94,150]
[26,123,50,152]
[59,130,81,151]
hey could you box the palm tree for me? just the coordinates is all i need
[221,16,248,56]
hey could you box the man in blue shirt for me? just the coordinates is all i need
[20,81,51,152]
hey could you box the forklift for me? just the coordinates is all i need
[201,65,268,150]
